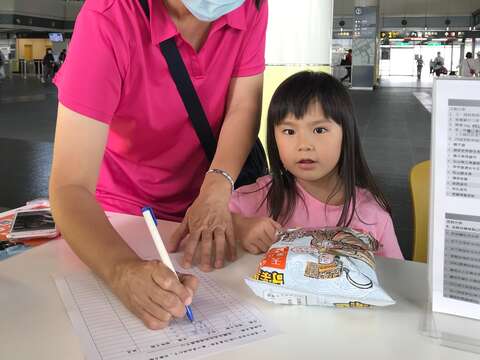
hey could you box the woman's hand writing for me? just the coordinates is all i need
[111,260,198,330]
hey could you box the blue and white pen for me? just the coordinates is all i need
[141,207,194,322]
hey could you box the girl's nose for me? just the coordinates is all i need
[297,137,314,151]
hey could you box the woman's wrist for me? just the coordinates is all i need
[204,168,235,191]
[206,168,234,192]
[201,170,232,199]
[109,258,139,291]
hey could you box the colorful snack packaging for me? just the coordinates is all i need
[245,227,395,308]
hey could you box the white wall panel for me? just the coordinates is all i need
[266,0,333,65]
[0,0,16,13]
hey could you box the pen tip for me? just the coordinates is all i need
[186,306,194,322]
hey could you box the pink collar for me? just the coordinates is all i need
[148,0,246,45]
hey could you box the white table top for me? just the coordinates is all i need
[0,212,477,360]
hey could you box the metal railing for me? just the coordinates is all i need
[2,59,45,79]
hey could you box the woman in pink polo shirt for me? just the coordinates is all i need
[50,0,267,329]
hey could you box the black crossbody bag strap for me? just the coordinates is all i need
[139,0,216,162]
[139,0,150,20]
[159,39,217,162]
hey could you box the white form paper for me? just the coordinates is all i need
[430,78,480,320]
[55,262,279,360]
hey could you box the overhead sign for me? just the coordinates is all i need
[333,31,353,39]
[380,30,480,40]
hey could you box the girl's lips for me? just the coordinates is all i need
[297,160,316,170]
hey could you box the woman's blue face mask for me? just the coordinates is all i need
[181,0,245,22]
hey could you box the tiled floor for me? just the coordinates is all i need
[379,75,434,89]
[0,76,56,209]
[350,87,431,259]
[413,91,433,113]
[0,76,432,259]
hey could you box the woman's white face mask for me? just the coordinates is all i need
[181,0,245,22]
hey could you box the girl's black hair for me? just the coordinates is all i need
[265,71,391,226]
[255,0,262,9]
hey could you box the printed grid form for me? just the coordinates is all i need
[444,213,480,305]
[446,99,480,199]
[56,265,278,360]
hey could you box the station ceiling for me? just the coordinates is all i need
[334,0,478,16]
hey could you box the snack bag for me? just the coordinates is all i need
[245,227,395,308]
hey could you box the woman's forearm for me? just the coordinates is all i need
[212,112,258,181]
[50,185,139,284]
[210,74,263,181]
[201,106,259,201]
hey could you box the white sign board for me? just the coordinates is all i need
[430,77,480,320]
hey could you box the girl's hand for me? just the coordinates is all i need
[234,215,282,254]
[170,174,236,272]
[111,260,198,330]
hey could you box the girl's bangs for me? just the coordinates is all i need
[269,72,350,127]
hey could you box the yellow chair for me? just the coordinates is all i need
[409,160,431,263]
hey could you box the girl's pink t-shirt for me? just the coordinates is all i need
[54,0,268,221]
[229,175,404,260]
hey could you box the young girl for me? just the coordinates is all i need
[230,71,404,259]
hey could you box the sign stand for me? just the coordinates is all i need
[425,77,480,353]
[422,302,480,354]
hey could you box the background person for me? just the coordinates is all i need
[433,52,445,77]
[459,52,477,77]
[340,49,352,84]
[416,55,424,80]
[42,48,55,83]
[475,51,480,75]
[50,0,268,330]
[0,51,6,80]
[58,49,67,67]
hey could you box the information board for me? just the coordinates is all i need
[353,6,377,40]
[430,78,480,320]
[352,6,377,66]
[351,6,377,89]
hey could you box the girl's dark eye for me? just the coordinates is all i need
[314,127,327,134]
[282,129,295,135]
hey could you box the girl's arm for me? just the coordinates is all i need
[377,216,404,260]
[171,74,264,271]
[50,104,198,330]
